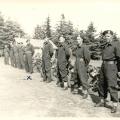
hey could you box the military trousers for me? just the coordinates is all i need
[42,58,52,81]
[24,53,33,73]
[98,62,118,102]
[4,53,9,65]
[10,52,15,67]
[57,61,68,84]
[19,53,25,69]
[14,53,21,68]
[71,59,89,90]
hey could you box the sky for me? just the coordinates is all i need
[0,0,120,36]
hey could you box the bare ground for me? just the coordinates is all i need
[0,58,120,119]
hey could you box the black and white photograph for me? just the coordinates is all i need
[0,0,120,119]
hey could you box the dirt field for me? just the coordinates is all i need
[0,57,120,119]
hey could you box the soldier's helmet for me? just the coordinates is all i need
[102,30,113,36]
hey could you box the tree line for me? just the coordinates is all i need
[0,12,25,49]
[33,14,119,60]
[0,12,119,60]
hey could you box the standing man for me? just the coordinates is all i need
[70,35,90,99]
[42,38,54,83]
[13,40,20,68]
[18,42,25,69]
[24,39,34,74]
[56,35,70,89]
[4,44,9,65]
[9,41,15,67]
[95,30,120,113]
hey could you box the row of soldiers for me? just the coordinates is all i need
[3,30,120,113]
[4,39,34,74]
[42,31,120,114]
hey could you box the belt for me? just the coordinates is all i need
[103,60,116,64]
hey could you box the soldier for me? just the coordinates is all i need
[70,35,90,99]
[56,35,70,89]
[95,30,120,113]
[24,39,34,74]
[18,42,25,69]
[9,41,15,67]
[42,38,54,83]
[13,41,20,68]
[4,44,9,65]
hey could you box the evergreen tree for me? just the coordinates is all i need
[46,16,51,38]
[5,20,25,41]
[86,22,96,43]
[55,14,74,46]
[33,25,46,39]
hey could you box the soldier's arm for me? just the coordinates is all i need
[83,45,91,66]
[31,45,35,56]
[115,42,120,72]
[55,49,58,59]
[65,46,70,60]
[49,44,54,58]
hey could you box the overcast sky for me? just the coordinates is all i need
[0,0,120,36]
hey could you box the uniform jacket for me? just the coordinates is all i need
[25,43,34,56]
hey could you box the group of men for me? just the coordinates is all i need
[4,39,34,74]
[3,30,120,113]
[42,31,120,113]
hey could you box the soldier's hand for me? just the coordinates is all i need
[118,72,120,78]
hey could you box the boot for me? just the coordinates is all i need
[111,106,117,113]
[82,94,88,99]
[64,82,68,90]
[71,85,74,93]
[46,78,52,83]
[82,90,88,99]
[111,102,118,113]
[60,82,64,88]
[94,99,105,107]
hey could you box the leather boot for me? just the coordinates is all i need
[111,106,117,113]
[64,82,68,90]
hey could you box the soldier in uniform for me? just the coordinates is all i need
[18,42,25,69]
[56,35,70,89]
[70,35,90,99]
[24,39,34,73]
[4,44,9,65]
[42,38,54,83]
[9,42,15,67]
[95,30,120,113]
[13,41,20,68]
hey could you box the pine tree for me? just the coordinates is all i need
[33,25,46,39]
[56,14,74,46]
[5,20,25,41]
[86,22,96,43]
[46,16,51,38]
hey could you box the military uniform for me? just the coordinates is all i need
[42,41,53,82]
[13,44,20,68]
[71,44,90,93]
[18,45,25,69]
[96,30,120,113]
[24,43,34,73]
[4,46,9,65]
[9,44,15,67]
[56,43,70,87]
[98,41,120,104]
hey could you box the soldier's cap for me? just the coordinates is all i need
[102,30,113,36]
